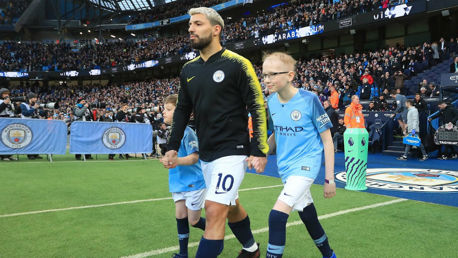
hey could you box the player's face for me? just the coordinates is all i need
[262,58,293,93]
[189,14,214,50]
[163,103,175,125]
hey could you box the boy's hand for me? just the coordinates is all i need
[161,150,178,169]
[247,156,267,173]
[324,180,336,199]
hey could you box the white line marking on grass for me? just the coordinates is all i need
[122,198,407,258]
[4,159,155,165]
[0,185,283,218]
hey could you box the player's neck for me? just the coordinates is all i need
[199,42,223,62]
[277,85,298,103]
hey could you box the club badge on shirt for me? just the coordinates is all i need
[213,70,225,83]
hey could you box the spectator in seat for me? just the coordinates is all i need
[323,100,339,136]
[428,83,440,98]
[393,70,407,91]
[357,78,371,100]
[450,56,458,73]
[333,118,346,152]
[329,85,339,110]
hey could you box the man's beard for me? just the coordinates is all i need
[190,32,212,50]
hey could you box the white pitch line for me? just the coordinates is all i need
[122,198,407,258]
[2,159,155,165]
[0,185,283,218]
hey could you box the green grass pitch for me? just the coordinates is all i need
[0,154,456,257]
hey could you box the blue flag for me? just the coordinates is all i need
[0,118,67,154]
[70,122,153,154]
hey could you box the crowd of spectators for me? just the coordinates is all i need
[225,0,407,42]
[0,0,31,24]
[5,37,456,122]
[0,0,417,72]
[129,0,224,25]
[0,36,191,72]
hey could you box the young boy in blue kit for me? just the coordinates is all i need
[161,94,206,258]
[262,52,337,258]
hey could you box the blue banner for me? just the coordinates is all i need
[260,24,324,45]
[0,118,67,154]
[70,122,153,154]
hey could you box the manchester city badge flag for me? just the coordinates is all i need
[0,118,67,154]
[70,121,153,154]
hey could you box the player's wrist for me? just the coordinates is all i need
[325,178,335,184]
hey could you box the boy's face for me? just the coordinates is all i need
[162,102,176,125]
[262,57,293,94]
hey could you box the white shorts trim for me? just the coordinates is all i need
[172,189,206,211]
[278,176,314,211]
[200,155,247,205]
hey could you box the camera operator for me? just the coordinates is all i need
[0,88,14,118]
[115,104,133,123]
[0,88,18,161]
[133,107,150,124]
[73,98,93,160]
[156,122,168,156]
[20,93,39,119]
[74,98,92,122]
[20,93,42,160]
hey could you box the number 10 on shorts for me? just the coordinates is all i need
[215,173,234,194]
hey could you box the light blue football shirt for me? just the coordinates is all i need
[268,89,332,182]
[169,126,206,193]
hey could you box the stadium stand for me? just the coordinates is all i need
[0,0,31,24]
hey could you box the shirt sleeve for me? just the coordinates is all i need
[21,103,35,117]
[168,69,193,152]
[238,58,269,157]
[311,94,333,133]
[183,128,199,155]
[0,100,7,113]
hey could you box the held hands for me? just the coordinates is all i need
[246,156,267,173]
[324,180,336,199]
[161,150,178,169]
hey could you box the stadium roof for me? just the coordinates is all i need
[87,0,177,12]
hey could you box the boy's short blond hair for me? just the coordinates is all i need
[263,52,297,72]
[165,94,178,106]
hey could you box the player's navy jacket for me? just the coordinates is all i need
[168,48,269,162]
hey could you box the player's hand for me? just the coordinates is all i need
[34,103,39,109]
[3,97,10,105]
[161,150,178,169]
[324,181,336,199]
[248,156,267,173]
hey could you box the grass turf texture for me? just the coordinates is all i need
[0,154,456,257]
